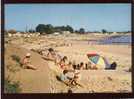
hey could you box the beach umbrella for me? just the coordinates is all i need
[87,53,109,69]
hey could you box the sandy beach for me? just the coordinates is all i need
[5,33,132,93]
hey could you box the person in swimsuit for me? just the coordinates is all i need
[21,53,37,70]
[59,56,68,70]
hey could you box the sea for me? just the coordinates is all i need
[98,35,132,45]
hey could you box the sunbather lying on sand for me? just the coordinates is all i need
[102,56,117,70]
[42,48,58,62]
[21,53,37,70]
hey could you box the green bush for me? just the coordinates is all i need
[11,54,20,64]
[5,78,21,93]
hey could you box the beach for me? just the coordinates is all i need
[5,33,132,93]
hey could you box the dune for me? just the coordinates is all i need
[5,44,51,93]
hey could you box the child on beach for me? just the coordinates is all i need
[21,53,37,70]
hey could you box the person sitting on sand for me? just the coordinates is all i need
[76,63,79,70]
[60,70,72,86]
[79,62,84,70]
[67,61,74,70]
[110,62,117,69]
[47,48,57,61]
[62,61,74,71]
[85,62,91,70]
[21,53,37,70]
[105,61,117,70]
[87,61,98,70]
[73,64,77,70]
[102,57,117,70]
[60,69,83,87]
[90,64,98,70]
[69,70,83,87]
[72,60,76,69]
[59,56,69,70]
[54,53,63,65]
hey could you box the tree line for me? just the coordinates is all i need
[35,24,86,34]
[5,24,86,34]
[5,24,131,34]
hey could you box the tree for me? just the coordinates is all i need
[65,25,74,33]
[53,25,74,33]
[36,24,46,34]
[60,26,66,31]
[44,24,54,34]
[75,30,79,33]
[101,29,107,34]
[35,24,74,34]
[79,28,85,34]
[36,24,54,34]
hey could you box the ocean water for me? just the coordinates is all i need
[98,35,131,45]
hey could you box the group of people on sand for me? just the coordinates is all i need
[45,48,104,87]
[20,47,117,87]
[41,48,83,87]
[43,48,98,70]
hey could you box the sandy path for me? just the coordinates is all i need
[12,62,51,93]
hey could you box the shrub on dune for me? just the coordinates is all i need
[11,54,21,64]
[4,78,21,93]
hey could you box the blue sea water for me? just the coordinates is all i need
[99,35,131,45]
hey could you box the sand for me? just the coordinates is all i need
[5,44,51,93]
[5,33,132,93]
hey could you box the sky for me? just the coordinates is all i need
[5,4,131,32]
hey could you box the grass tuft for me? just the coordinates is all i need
[5,78,21,93]
[11,54,21,64]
